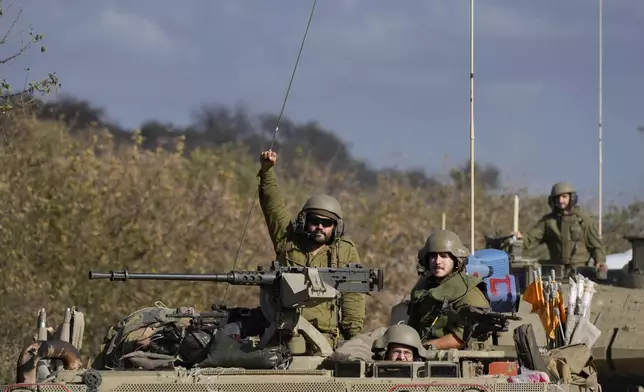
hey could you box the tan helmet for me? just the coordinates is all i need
[372,324,427,360]
[548,181,578,210]
[422,229,470,258]
[550,182,576,196]
[295,194,344,237]
[417,229,470,271]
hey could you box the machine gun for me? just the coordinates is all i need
[89,261,384,357]
[442,301,522,343]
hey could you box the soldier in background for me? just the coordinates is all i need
[257,150,366,349]
[513,181,606,278]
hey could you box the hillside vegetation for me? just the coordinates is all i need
[0,100,642,383]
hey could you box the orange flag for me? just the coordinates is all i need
[522,281,541,311]
[523,278,546,311]
[524,275,558,340]
[536,279,545,305]
[539,299,557,340]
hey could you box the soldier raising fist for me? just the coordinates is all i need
[256,148,366,347]
[260,150,277,173]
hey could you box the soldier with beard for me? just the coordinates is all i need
[257,150,366,349]
[512,181,606,278]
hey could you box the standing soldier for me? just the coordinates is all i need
[513,182,607,278]
[407,230,491,350]
[257,150,366,350]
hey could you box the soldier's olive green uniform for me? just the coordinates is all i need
[258,167,365,344]
[521,182,606,270]
[407,230,491,344]
[408,272,490,343]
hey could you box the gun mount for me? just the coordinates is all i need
[442,302,522,344]
[89,261,384,357]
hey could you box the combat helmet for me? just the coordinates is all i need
[417,229,470,271]
[294,194,344,238]
[372,324,427,361]
[548,181,578,210]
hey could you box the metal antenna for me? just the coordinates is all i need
[469,0,476,252]
[222,0,318,305]
[597,0,603,238]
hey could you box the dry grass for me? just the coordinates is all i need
[0,115,641,383]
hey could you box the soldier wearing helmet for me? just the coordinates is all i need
[372,324,427,362]
[258,150,365,348]
[512,181,606,278]
[407,230,491,350]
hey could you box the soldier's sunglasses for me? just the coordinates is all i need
[307,216,335,228]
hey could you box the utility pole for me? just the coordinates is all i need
[598,0,604,238]
[469,0,476,252]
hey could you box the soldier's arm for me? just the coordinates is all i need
[424,333,465,350]
[584,216,606,265]
[521,216,547,250]
[338,242,366,340]
[430,288,491,349]
[257,167,292,252]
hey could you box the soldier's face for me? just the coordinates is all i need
[557,194,570,209]
[429,252,454,278]
[386,344,414,361]
[306,214,335,244]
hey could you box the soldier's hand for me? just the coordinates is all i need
[422,340,437,351]
[595,262,608,280]
[260,150,277,172]
[513,231,523,239]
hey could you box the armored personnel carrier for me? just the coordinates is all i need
[1,258,599,392]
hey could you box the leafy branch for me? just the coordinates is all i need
[0,3,61,116]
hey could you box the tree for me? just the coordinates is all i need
[38,95,105,130]
[449,159,501,191]
[0,3,60,116]
[191,103,254,145]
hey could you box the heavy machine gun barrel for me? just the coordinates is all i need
[88,271,276,285]
[89,262,385,293]
[89,262,384,356]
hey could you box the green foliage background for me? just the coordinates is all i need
[0,101,642,383]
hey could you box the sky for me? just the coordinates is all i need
[3,0,644,209]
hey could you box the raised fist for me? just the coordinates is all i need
[260,150,277,172]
